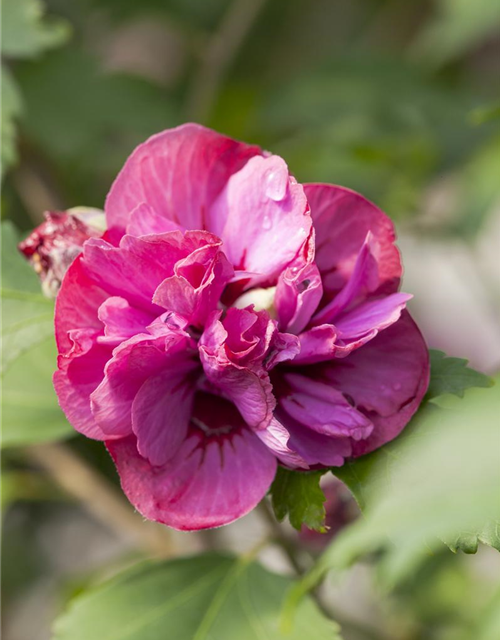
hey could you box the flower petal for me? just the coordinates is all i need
[279,373,373,441]
[106,123,262,237]
[210,155,311,285]
[305,184,401,297]
[107,425,277,530]
[320,310,430,456]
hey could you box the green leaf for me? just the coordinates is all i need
[1,221,55,373]
[427,349,494,400]
[1,66,23,177]
[2,336,73,448]
[1,221,72,447]
[288,385,500,611]
[270,467,327,532]
[53,553,341,640]
[1,0,70,59]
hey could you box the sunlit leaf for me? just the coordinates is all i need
[1,0,70,59]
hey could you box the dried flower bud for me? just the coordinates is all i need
[18,207,105,297]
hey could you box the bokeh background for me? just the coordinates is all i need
[2,1,500,639]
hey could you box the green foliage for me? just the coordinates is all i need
[1,222,73,447]
[15,46,176,204]
[1,222,54,371]
[52,553,341,640]
[1,0,70,59]
[1,67,23,177]
[426,349,494,400]
[291,384,500,606]
[413,0,500,66]
[270,468,327,532]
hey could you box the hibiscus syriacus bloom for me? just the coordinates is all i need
[51,124,429,530]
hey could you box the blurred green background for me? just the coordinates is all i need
[2,1,500,639]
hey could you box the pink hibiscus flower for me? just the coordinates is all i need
[51,124,429,530]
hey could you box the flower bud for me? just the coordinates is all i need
[18,207,105,297]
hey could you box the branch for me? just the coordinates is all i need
[186,0,268,122]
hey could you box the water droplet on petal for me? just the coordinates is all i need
[262,215,272,230]
[393,382,402,391]
[265,165,288,201]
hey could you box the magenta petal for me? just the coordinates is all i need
[132,367,197,466]
[277,414,353,467]
[335,292,412,340]
[55,255,107,353]
[126,203,181,237]
[153,247,233,326]
[97,297,153,344]
[275,254,323,334]
[312,234,379,325]
[107,428,277,530]
[256,418,310,469]
[280,374,373,440]
[210,155,311,284]
[321,310,430,456]
[305,184,401,297]
[53,333,111,440]
[105,123,262,237]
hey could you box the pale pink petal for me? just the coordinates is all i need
[319,311,430,456]
[105,123,262,237]
[305,184,401,297]
[210,155,311,285]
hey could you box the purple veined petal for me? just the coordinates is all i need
[304,184,401,298]
[334,292,412,340]
[275,411,353,468]
[107,393,277,530]
[106,123,262,238]
[256,417,310,469]
[132,364,198,466]
[126,203,182,237]
[319,310,430,457]
[279,373,373,441]
[97,297,154,344]
[53,331,112,440]
[311,233,379,326]
[209,155,311,286]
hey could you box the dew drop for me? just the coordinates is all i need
[265,166,288,201]
[262,215,272,230]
